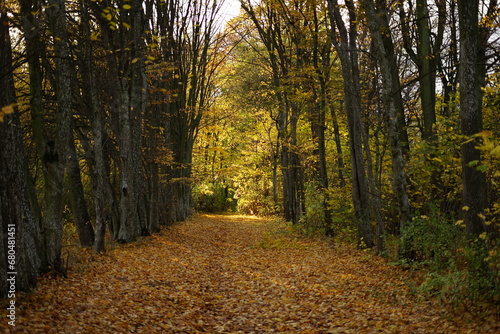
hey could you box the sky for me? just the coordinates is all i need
[219,0,243,24]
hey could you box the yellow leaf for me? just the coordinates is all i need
[2,103,15,115]
[123,4,131,9]
[491,145,500,156]
[0,103,16,122]
[123,22,131,29]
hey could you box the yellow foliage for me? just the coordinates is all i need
[0,103,15,122]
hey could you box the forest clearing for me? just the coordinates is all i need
[1,214,498,333]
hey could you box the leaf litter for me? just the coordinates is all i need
[1,214,498,333]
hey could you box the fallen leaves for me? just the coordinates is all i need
[1,214,498,333]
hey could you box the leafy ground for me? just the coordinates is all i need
[1,214,499,333]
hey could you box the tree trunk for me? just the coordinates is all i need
[241,0,305,224]
[327,0,374,248]
[156,0,220,223]
[457,1,484,229]
[400,0,441,141]
[310,100,333,235]
[78,0,107,252]
[330,101,346,188]
[42,0,74,272]
[362,0,412,233]
[19,0,47,269]
[1,6,42,294]
[458,0,494,294]
[67,135,94,247]
[416,0,436,141]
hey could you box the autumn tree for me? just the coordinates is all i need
[283,0,336,235]
[193,22,281,215]
[240,0,307,225]
[77,0,109,252]
[17,0,74,272]
[151,0,225,223]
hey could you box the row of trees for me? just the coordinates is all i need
[1,0,499,298]
[192,0,499,296]
[0,0,230,296]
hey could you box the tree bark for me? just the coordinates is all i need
[458,0,487,239]
[399,0,442,141]
[362,0,412,233]
[327,0,374,248]
[1,5,42,294]
[77,0,107,252]
[67,135,94,247]
[19,0,47,269]
[41,0,74,272]
[457,0,496,294]
[330,101,346,188]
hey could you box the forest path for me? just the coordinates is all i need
[3,214,497,333]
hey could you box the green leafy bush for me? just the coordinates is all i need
[325,186,357,243]
[193,182,237,213]
[401,209,463,271]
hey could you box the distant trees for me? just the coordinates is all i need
[240,0,305,225]
[212,0,498,295]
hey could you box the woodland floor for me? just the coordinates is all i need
[1,214,499,333]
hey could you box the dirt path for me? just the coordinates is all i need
[2,214,498,333]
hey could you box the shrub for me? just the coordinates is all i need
[193,182,237,213]
[401,209,463,271]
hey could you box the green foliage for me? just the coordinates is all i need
[417,270,469,303]
[325,186,357,244]
[234,178,278,216]
[401,210,463,271]
[465,238,497,300]
[416,242,500,305]
[406,113,463,214]
[399,210,500,303]
[300,183,325,228]
[192,182,236,213]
